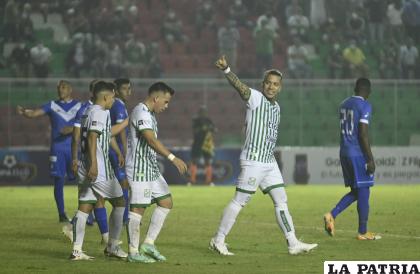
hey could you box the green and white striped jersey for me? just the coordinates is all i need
[126,103,160,182]
[241,89,280,163]
[79,104,114,182]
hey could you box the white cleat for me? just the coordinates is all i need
[288,241,318,255]
[62,223,73,243]
[69,250,94,260]
[104,245,128,259]
[209,238,234,256]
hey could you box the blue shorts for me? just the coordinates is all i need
[109,148,127,182]
[340,155,374,188]
[50,144,75,180]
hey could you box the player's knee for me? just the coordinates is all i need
[232,191,252,207]
[269,187,288,207]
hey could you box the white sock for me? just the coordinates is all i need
[274,204,298,246]
[127,211,142,255]
[72,210,89,251]
[215,200,242,244]
[144,206,170,245]
[108,206,125,249]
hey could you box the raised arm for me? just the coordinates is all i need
[16,105,45,118]
[358,123,375,174]
[140,129,187,175]
[215,55,251,101]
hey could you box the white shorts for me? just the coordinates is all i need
[236,160,285,194]
[78,178,123,204]
[129,175,171,208]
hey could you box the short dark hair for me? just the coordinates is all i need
[113,78,131,91]
[263,69,283,82]
[93,81,115,97]
[354,78,371,93]
[148,81,175,96]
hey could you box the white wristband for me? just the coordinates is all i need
[223,66,231,74]
[167,153,175,161]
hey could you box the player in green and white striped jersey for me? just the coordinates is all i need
[70,81,126,261]
[209,56,318,256]
[125,82,187,263]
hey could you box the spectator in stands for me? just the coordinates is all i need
[387,0,404,43]
[347,11,366,44]
[18,3,35,42]
[66,34,89,78]
[310,0,327,30]
[399,38,418,79]
[327,43,345,79]
[287,6,310,41]
[287,37,312,79]
[401,0,420,43]
[217,20,240,71]
[254,18,278,76]
[161,9,188,52]
[108,6,132,40]
[65,8,90,36]
[3,0,19,42]
[229,0,253,29]
[195,1,216,38]
[365,0,387,44]
[325,0,348,29]
[106,42,124,78]
[9,41,31,77]
[124,35,147,77]
[30,42,52,78]
[256,10,279,33]
[146,42,163,78]
[342,40,369,78]
[377,40,399,79]
[321,17,340,44]
[90,36,108,77]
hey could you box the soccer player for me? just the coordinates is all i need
[125,82,187,263]
[109,78,132,224]
[189,105,216,186]
[17,80,81,223]
[209,56,318,256]
[70,81,126,260]
[324,78,381,240]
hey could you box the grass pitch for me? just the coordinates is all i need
[0,185,419,274]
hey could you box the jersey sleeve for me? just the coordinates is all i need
[88,109,106,134]
[41,101,52,115]
[359,102,372,124]
[133,109,154,132]
[246,89,263,110]
[115,103,128,123]
[73,107,84,128]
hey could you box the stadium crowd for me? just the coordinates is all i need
[1,0,419,79]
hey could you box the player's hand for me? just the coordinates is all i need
[117,153,125,168]
[16,105,25,115]
[72,159,78,176]
[87,163,98,182]
[172,157,188,175]
[215,55,228,70]
[366,160,375,175]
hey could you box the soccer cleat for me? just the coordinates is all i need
[104,246,128,259]
[127,253,156,263]
[209,238,234,256]
[69,250,94,260]
[59,213,71,223]
[357,232,382,240]
[288,240,318,255]
[140,243,166,261]
[324,212,335,236]
[62,223,73,242]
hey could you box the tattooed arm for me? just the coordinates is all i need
[215,55,251,101]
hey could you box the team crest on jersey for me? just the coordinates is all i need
[144,189,151,198]
[92,121,97,126]
[247,177,257,186]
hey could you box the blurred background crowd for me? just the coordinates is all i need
[0,0,419,79]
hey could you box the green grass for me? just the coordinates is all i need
[0,185,419,274]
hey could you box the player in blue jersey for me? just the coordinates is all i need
[324,78,381,240]
[109,78,132,224]
[17,80,81,222]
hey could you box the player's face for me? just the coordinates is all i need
[154,92,172,113]
[262,74,282,99]
[104,91,115,109]
[57,82,72,100]
[118,83,132,101]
